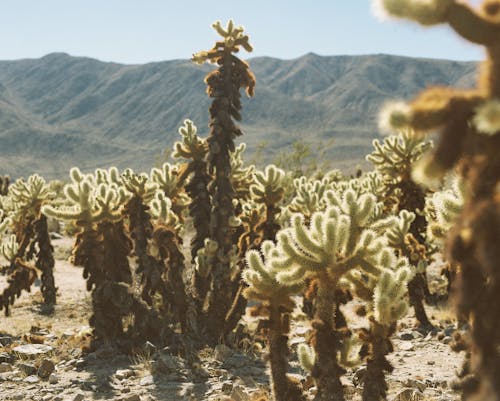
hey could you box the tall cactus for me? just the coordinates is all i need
[375,1,500,399]
[192,20,256,342]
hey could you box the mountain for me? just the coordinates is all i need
[0,52,477,179]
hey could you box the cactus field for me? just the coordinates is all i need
[0,2,499,401]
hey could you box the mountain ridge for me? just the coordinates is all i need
[0,52,477,179]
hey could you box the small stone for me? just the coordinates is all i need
[0,336,13,346]
[214,344,233,362]
[37,359,55,379]
[0,352,14,363]
[139,375,154,386]
[399,341,414,351]
[23,375,40,383]
[427,360,436,365]
[222,381,233,393]
[42,395,53,401]
[115,369,135,380]
[399,332,414,341]
[18,362,37,375]
[442,336,452,344]
[13,344,53,358]
[73,394,85,401]
[230,385,250,401]
[0,362,13,373]
[405,379,427,392]
[123,395,141,401]
[153,354,184,374]
[392,389,424,401]
[49,373,59,384]
[142,341,157,355]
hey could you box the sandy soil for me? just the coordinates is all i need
[0,236,465,401]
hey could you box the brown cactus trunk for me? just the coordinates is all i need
[34,215,56,310]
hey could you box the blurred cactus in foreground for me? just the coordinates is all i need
[375,0,500,399]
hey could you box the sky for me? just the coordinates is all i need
[0,0,485,64]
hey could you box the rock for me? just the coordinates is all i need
[23,375,40,383]
[73,394,85,401]
[222,381,233,393]
[115,369,135,380]
[398,341,415,351]
[0,362,13,373]
[75,358,86,368]
[0,352,14,363]
[391,389,424,401]
[0,335,13,346]
[41,395,53,401]
[139,375,154,386]
[152,354,184,374]
[214,344,233,362]
[222,353,248,369]
[427,360,436,365]
[230,385,250,401]
[353,367,367,386]
[37,359,55,379]
[13,344,53,358]
[405,379,427,392]
[18,362,37,375]
[399,331,415,341]
[123,395,141,401]
[48,373,59,384]
[443,326,455,336]
[442,336,452,344]
[142,341,157,355]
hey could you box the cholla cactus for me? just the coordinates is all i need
[243,242,305,401]
[5,174,57,309]
[367,130,433,327]
[42,168,138,344]
[193,20,256,343]
[150,162,190,217]
[231,143,256,202]
[261,187,414,401]
[285,176,331,223]
[375,1,500,399]
[172,119,211,261]
[250,165,287,240]
[0,176,9,196]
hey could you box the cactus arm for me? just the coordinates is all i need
[447,1,500,45]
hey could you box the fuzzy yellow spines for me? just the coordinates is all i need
[172,119,207,161]
[93,183,129,223]
[367,129,433,179]
[243,240,303,310]
[121,168,158,203]
[150,163,189,205]
[426,176,465,242]
[42,170,96,225]
[373,0,454,26]
[0,234,18,264]
[373,266,414,325]
[149,191,179,230]
[0,210,10,234]
[8,174,54,215]
[194,238,218,279]
[298,343,315,373]
[250,165,286,206]
[326,189,379,234]
[385,210,416,249]
[287,176,331,219]
[230,143,256,200]
[94,167,121,186]
[271,207,352,285]
[192,20,253,65]
[472,99,500,135]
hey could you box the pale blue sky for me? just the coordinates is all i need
[0,0,484,64]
